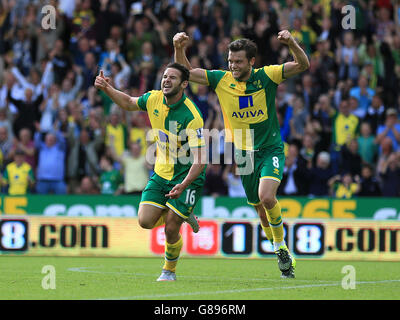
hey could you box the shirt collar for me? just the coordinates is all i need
[163,93,186,109]
[235,68,255,83]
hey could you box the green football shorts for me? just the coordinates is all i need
[140,173,204,219]
[235,144,285,206]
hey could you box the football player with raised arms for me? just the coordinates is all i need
[173,30,310,278]
[95,62,207,281]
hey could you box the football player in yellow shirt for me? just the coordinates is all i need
[95,63,207,281]
[174,30,309,278]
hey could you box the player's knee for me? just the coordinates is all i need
[138,216,154,229]
[259,193,276,210]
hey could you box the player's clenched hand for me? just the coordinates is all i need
[165,184,185,199]
[277,30,294,46]
[173,32,189,49]
[94,70,111,91]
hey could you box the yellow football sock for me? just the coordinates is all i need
[261,224,273,243]
[266,200,284,244]
[153,211,167,228]
[163,234,183,273]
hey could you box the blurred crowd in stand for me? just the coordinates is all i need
[0,0,399,198]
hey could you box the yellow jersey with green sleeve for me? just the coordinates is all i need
[205,65,285,151]
[3,162,34,195]
[137,90,206,182]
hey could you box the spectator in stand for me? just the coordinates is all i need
[0,108,13,144]
[49,39,73,85]
[340,138,362,176]
[110,55,131,91]
[306,151,334,197]
[2,149,34,195]
[67,127,102,194]
[34,130,67,194]
[364,94,386,135]
[298,73,319,113]
[300,133,317,165]
[204,164,228,197]
[376,136,394,173]
[378,152,400,197]
[328,172,361,199]
[128,112,149,157]
[11,26,32,76]
[98,155,123,195]
[57,66,83,109]
[82,51,98,90]
[0,126,13,169]
[336,31,359,84]
[133,41,161,78]
[114,142,149,195]
[358,164,381,196]
[188,84,210,123]
[331,99,360,174]
[278,142,308,196]
[222,164,246,198]
[311,94,335,152]
[375,108,400,152]
[349,75,375,117]
[289,95,309,143]
[98,38,123,77]
[7,88,43,137]
[38,84,60,134]
[76,175,100,195]
[9,127,36,171]
[358,122,378,165]
[70,37,93,68]
[105,110,127,158]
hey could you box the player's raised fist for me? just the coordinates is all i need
[173,32,189,49]
[277,30,294,45]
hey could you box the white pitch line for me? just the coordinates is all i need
[67,266,337,283]
[98,279,400,300]
[67,266,400,300]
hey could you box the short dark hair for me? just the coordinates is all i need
[228,38,258,60]
[166,62,190,83]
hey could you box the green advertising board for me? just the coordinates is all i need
[0,195,399,219]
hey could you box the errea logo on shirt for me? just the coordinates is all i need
[153,109,159,117]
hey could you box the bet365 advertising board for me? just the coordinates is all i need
[1,215,400,261]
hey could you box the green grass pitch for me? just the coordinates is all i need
[1,256,400,300]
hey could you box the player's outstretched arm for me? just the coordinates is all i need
[94,70,139,111]
[277,30,310,79]
[173,32,209,85]
[165,146,207,199]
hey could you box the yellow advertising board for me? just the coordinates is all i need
[1,216,399,261]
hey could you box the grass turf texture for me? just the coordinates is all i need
[1,256,399,300]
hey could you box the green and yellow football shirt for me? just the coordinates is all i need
[332,111,359,148]
[137,90,205,182]
[105,123,127,157]
[206,65,285,151]
[3,161,34,195]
